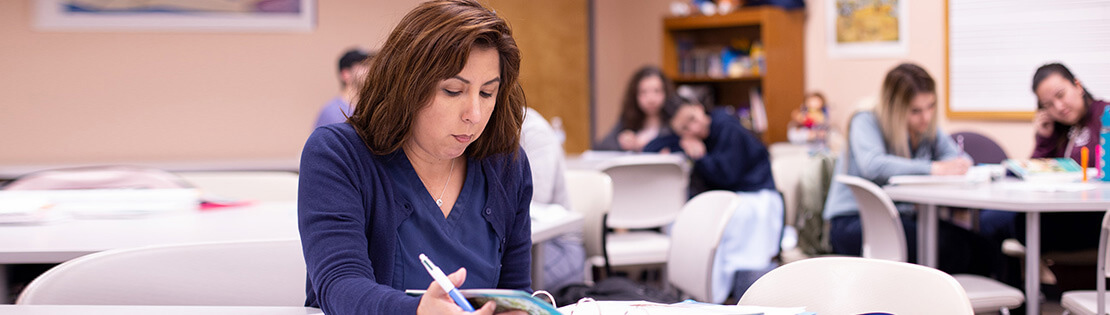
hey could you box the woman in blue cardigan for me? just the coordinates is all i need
[299,1,532,314]
[823,63,998,275]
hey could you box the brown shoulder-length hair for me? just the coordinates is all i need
[347,0,525,159]
[619,65,678,132]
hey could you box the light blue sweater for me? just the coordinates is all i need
[823,111,962,219]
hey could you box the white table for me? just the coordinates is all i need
[0,158,301,180]
[530,211,584,290]
[0,305,322,315]
[566,150,689,173]
[0,202,583,302]
[0,202,300,265]
[885,180,1110,315]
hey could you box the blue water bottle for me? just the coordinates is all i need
[1100,106,1110,180]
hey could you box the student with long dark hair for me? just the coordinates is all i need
[596,65,680,151]
[1013,63,1106,253]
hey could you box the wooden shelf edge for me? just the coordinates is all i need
[664,6,777,29]
[673,75,762,83]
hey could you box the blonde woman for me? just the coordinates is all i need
[822,63,997,275]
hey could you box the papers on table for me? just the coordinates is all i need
[888,165,1003,186]
[556,300,808,315]
[0,188,200,222]
[887,175,984,186]
[995,182,1097,192]
[0,195,61,224]
[530,202,570,222]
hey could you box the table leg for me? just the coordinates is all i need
[1025,212,1040,315]
[0,264,8,304]
[532,244,545,291]
[917,204,938,267]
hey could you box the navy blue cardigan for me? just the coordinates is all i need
[298,124,533,315]
[644,110,776,196]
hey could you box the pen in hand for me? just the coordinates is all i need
[956,135,965,157]
[419,253,476,312]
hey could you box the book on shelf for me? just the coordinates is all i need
[1002,158,1084,182]
[406,289,560,315]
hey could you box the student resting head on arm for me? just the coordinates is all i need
[595,65,680,152]
[642,98,775,197]
[821,63,998,276]
[1017,62,1106,256]
[1031,62,1106,163]
[298,1,531,314]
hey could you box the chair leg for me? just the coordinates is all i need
[600,213,614,276]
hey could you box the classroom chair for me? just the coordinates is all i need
[738,256,975,314]
[836,175,1024,314]
[596,155,687,274]
[175,171,299,203]
[950,131,1008,164]
[770,146,805,228]
[665,190,740,302]
[17,239,305,306]
[1060,210,1110,315]
[564,169,614,283]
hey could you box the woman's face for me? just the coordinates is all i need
[670,104,711,140]
[408,46,501,160]
[637,75,665,115]
[906,92,936,135]
[1036,73,1087,125]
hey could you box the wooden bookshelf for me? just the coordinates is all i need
[662,6,805,143]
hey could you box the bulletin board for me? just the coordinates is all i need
[946,0,1110,120]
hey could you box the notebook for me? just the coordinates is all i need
[1002,158,1083,182]
[406,289,561,315]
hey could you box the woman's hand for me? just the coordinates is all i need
[1034,110,1054,138]
[617,130,639,151]
[931,157,971,176]
[679,136,706,160]
[416,268,496,315]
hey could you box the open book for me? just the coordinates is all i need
[557,300,807,315]
[1003,158,1084,182]
[406,289,560,315]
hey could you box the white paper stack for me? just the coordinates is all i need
[0,188,200,219]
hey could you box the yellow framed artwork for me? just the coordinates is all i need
[827,0,908,58]
[34,0,316,32]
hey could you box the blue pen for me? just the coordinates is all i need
[418,253,475,312]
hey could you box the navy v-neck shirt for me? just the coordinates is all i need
[299,123,534,315]
[386,152,497,290]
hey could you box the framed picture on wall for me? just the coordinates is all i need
[34,0,316,32]
[826,0,908,58]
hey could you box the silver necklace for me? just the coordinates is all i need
[435,159,456,207]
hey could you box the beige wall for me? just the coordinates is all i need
[0,0,421,166]
[592,0,1035,159]
[804,0,1034,159]
[591,0,673,149]
[3,0,1038,167]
